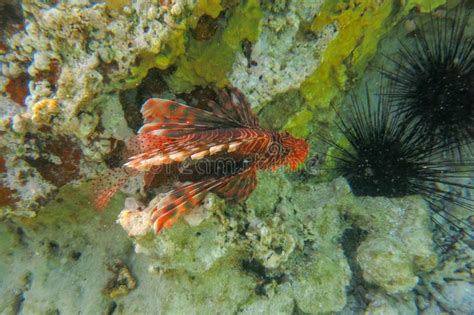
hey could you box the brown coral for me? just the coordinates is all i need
[5,74,29,106]
[25,137,81,187]
[0,156,18,207]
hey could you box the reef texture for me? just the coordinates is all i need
[1,177,438,314]
[0,0,469,314]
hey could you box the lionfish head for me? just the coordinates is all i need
[280,132,309,171]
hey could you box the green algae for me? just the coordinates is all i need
[244,169,290,218]
[282,0,446,140]
[127,28,188,87]
[258,89,305,130]
[191,0,223,24]
[166,0,263,92]
[302,0,394,106]
[283,109,313,139]
[126,0,263,92]
[358,236,419,294]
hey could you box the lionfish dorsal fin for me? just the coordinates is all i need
[139,98,235,137]
[211,88,260,128]
[140,88,259,138]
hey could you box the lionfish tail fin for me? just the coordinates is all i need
[92,167,131,210]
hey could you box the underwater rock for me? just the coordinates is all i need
[165,0,263,92]
[0,176,441,314]
[245,169,291,218]
[103,260,137,299]
[116,174,436,313]
[364,291,418,315]
[230,0,335,110]
[357,236,419,294]
[347,195,437,294]
[238,282,295,314]
[0,184,132,314]
[291,249,351,314]
[416,243,474,314]
[119,193,233,274]
[0,0,232,213]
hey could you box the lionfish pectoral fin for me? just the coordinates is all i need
[144,165,166,187]
[153,207,178,232]
[144,172,156,187]
[150,179,223,233]
[212,167,257,203]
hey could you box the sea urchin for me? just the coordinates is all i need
[325,87,473,242]
[382,1,473,155]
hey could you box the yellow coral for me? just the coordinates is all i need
[104,0,131,10]
[104,262,137,299]
[31,99,59,125]
[284,0,445,137]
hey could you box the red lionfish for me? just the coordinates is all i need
[94,88,308,233]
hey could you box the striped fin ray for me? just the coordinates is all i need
[212,167,257,203]
[125,129,273,171]
[212,88,259,128]
[150,177,228,232]
[140,87,259,139]
[149,168,258,233]
[139,98,239,137]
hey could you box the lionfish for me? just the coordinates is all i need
[94,88,308,233]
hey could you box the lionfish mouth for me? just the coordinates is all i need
[284,138,309,171]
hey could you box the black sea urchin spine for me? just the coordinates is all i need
[382,1,473,156]
[324,85,473,245]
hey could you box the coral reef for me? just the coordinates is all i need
[0,0,470,314]
[1,0,253,211]
[0,176,438,313]
[415,242,474,314]
[166,0,263,91]
[117,175,436,313]
[230,1,334,110]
